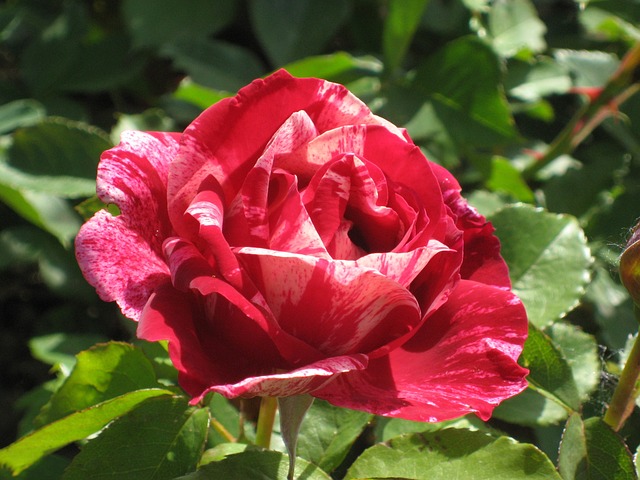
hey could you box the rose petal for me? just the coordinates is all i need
[314,280,528,422]
[167,70,400,227]
[97,131,180,255]
[162,236,324,366]
[236,248,423,356]
[75,210,170,321]
[430,162,511,287]
[198,354,369,401]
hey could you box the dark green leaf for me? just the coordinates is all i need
[0,100,45,134]
[62,396,209,480]
[35,342,162,426]
[558,414,637,480]
[122,0,237,48]
[382,0,431,75]
[413,37,518,148]
[249,0,351,66]
[489,204,592,327]
[345,429,561,479]
[522,323,581,411]
[161,38,264,92]
[0,455,68,480]
[296,399,372,472]
[0,118,110,198]
[546,323,600,402]
[0,389,174,475]
[175,450,331,480]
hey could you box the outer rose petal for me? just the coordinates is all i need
[167,70,402,227]
[314,280,528,422]
[430,162,510,288]
[199,355,369,401]
[75,210,170,321]
[97,131,180,255]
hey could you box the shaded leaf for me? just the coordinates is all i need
[493,388,569,427]
[414,37,518,148]
[0,100,45,134]
[522,323,581,411]
[383,0,431,74]
[176,450,331,480]
[122,0,237,48]
[249,0,350,66]
[0,118,110,198]
[558,414,637,480]
[296,399,372,472]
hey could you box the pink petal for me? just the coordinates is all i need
[236,248,423,356]
[75,210,170,321]
[167,70,400,228]
[314,280,528,422]
[97,131,180,255]
[199,354,368,400]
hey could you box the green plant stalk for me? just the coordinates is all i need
[604,319,640,431]
[523,41,640,180]
[255,396,278,449]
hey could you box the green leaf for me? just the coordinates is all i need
[249,0,351,67]
[35,342,162,426]
[0,117,110,198]
[522,323,581,411]
[558,414,637,480]
[489,0,547,58]
[554,49,620,88]
[493,388,569,427]
[489,204,592,327]
[62,396,209,480]
[374,415,489,442]
[485,156,535,202]
[0,389,174,475]
[283,52,382,84]
[296,399,372,472]
[382,0,431,75]
[111,109,175,145]
[0,185,81,246]
[160,38,265,92]
[345,429,561,479]
[171,79,232,110]
[29,333,108,373]
[0,100,45,134]
[546,322,600,402]
[506,58,572,101]
[175,450,331,480]
[0,455,68,480]
[122,0,237,48]
[414,36,518,148]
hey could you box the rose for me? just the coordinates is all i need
[76,70,528,422]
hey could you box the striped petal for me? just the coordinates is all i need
[236,248,422,356]
[75,210,170,321]
[314,280,528,422]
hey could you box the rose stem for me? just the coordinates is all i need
[523,40,640,180]
[604,309,640,431]
[255,396,278,449]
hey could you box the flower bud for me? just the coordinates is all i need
[620,222,640,307]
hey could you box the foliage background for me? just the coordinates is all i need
[2,0,640,478]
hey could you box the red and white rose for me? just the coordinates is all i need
[76,70,528,422]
